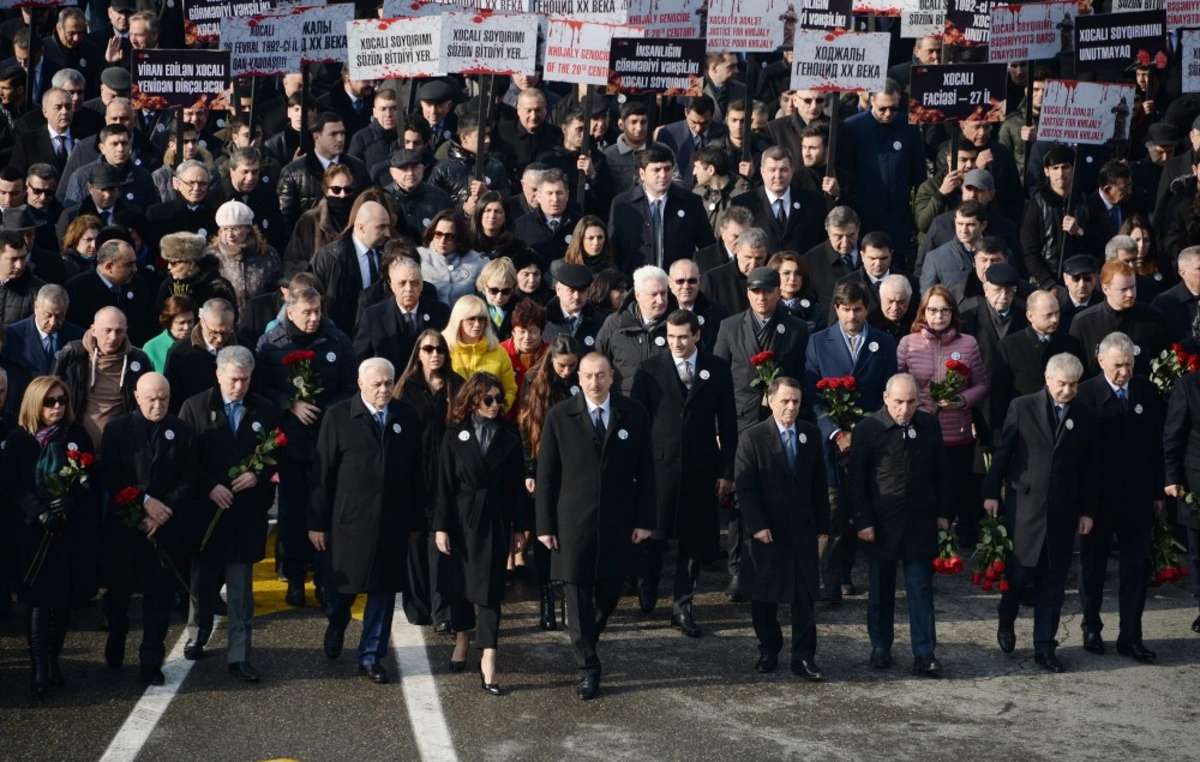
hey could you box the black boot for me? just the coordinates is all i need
[539,584,558,631]
[46,607,68,688]
[28,607,50,698]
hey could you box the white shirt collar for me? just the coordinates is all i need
[774,418,796,438]
[362,396,386,416]
[352,235,372,257]
[97,270,119,291]
[585,395,611,419]
[764,187,791,208]
[675,350,698,373]
[48,126,69,141]
[316,153,336,171]
[1105,377,1127,397]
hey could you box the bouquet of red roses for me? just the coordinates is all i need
[200,428,288,552]
[972,515,1014,592]
[1151,514,1188,585]
[933,530,963,575]
[1150,343,1200,397]
[282,349,323,404]
[930,359,970,403]
[815,376,864,433]
[749,350,779,407]
[113,486,194,599]
[45,443,93,497]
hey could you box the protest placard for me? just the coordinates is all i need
[707,0,790,52]
[184,0,273,46]
[852,0,902,14]
[1075,9,1167,73]
[626,0,703,38]
[988,1,1075,62]
[798,0,853,30]
[131,49,231,111]
[347,17,442,80]
[790,29,889,91]
[944,0,991,47]
[899,0,946,39]
[1168,0,1200,26]
[908,62,1007,123]
[532,0,630,22]
[1185,30,1200,94]
[608,37,704,95]
[544,19,644,86]
[221,4,354,76]
[0,0,69,8]
[1038,79,1135,144]
[1111,0,1164,10]
[443,12,539,75]
[382,0,534,15]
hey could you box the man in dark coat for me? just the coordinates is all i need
[144,161,221,240]
[309,200,392,337]
[0,284,83,412]
[163,299,237,415]
[64,239,157,346]
[983,353,1098,672]
[101,373,197,685]
[730,146,826,255]
[736,376,829,679]
[1074,332,1163,663]
[512,168,580,266]
[803,206,862,314]
[277,113,371,231]
[1070,260,1168,379]
[595,267,675,395]
[1056,255,1103,335]
[1151,245,1200,342]
[179,347,279,683]
[535,352,655,700]
[353,258,450,367]
[630,311,737,636]
[668,258,729,353]
[309,357,425,684]
[541,264,604,349]
[1164,353,1200,636]
[700,226,767,316]
[850,374,951,675]
[0,229,45,325]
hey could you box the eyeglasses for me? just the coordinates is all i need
[487,286,513,296]
[481,394,503,407]
[672,277,699,286]
[420,344,447,354]
[43,395,68,408]
[925,307,953,315]
[799,97,825,105]
[327,185,353,195]
[432,230,457,240]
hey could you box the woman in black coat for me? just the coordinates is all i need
[516,334,581,629]
[5,376,98,697]
[433,372,525,696]
[395,329,464,629]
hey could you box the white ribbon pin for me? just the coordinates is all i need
[252,422,263,433]
[950,351,961,360]
[130,361,141,372]
[585,336,595,346]
[458,430,470,441]
[776,324,785,334]
[393,423,402,433]
[618,429,629,440]
[1134,404,1143,415]
[699,369,710,380]
[907,428,916,439]
[798,433,807,444]
[1065,419,1074,430]
[869,341,879,352]
[655,336,666,346]
[165,430,175,441]
[326,352,337,362]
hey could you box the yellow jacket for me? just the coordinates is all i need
[449,340,519,413]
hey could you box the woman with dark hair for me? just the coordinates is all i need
[471,191,526,261]
[589,267,630,316]
[434,372,524,696]
[512,249,552,305]
[562,215,614,275]
[143,294,198,372]
[500,299,549,402]
[395,329,465,631]
[284,164,357,274]
[897,285,988,547]
[516,334,581,630]
[769,250,827,334]
[5,376,97,697]
[60,214,102,278]
[421,210,486,305]
[1120,213,1169,288]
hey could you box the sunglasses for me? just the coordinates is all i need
[673,277,699,286]
[482,394,504,407]
[27,186,53,195]
[432,230,457,240]
[420,344,447,354]
[799,97,826,105]
[43,395,68,408]
[487,286,513,296]
[327,185,354,195]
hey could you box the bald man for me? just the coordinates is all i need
[101,372,198,685]
[309,200,393,334]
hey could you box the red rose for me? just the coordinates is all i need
[274,430,288,448]
[981,580,994,592]
[984,567,997,581]
[750,351,776,367]
[1136,49,1151,66]
[114,487,141,505]
[948,556,962,573]
[841,376,857,391]
[302,350,316,361]
[1179,566,1189,578]
[282,351,303,366]
[992,559,1005,574]
[998,579,1010,592]
[816,379,830,391]
[828,377,843,390]
[1190,357,1200,374]
[66,449,80,461]
[80,453,95,467]
[932,558,945,573]
[1154,569,1168,585]
[1155,50,1168,69]
[972,571,983,586]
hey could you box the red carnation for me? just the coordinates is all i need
[80,453,95,467]
[998,579,1010,592]
[274,429,288,448]
[841,376,857,391]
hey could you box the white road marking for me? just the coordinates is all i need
[98,632,194,762]
[391,594,459,762]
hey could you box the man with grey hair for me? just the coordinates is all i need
[596,264,674,394]
[873,273,916,343]
[509,164,545,220]
[147,158,219,239]
[984,352,1097,673]
[164,298,239,414]
[696,204,753,274]
[1,283,83,412]
[10,87,78,175]
[1074,331,1163,663]
[179,345,277,682]
[64,238,157,345]
[804,206,863,312]
[702,226,769,314]
[1152,245,1200,341]
[310,355,424,684]
[354,256,451,368]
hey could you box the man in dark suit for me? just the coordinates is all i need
[804,281,898,601]
[700,226,767,315]
[179,347,280,683]
[1070,260,1168,378]
[731,145,826,255]
[736,376,829,679]
[607,145,715,274]
[1074,332,1163,663]
[668,258,729,352]
[63,239,156,346]
[145,160,221,240]
[1151,245,1200,342]
[0,283,82,412]
[694,205,752,275]
[309,357,425,685]
[656,95,729,190]
[542,264,605,349]
[850,373,952,674]
[100,373,197,685]
[513,168,580,266]
[1164,346,1200,636]
[1081,161,1143,259]
[713,267,812,599]
[1057,255,1103,335]
[353,258,450,368]
[984,353,1098,672]
[316,64,375,141]
[162,299,237,415]
[630,310,737,636]
[536,352,655,700]
[960,263,1028,386]
[495,89,561,183]
[9,87,74,175]
[309,200,391,337]
[834,231,919,327]
[804,206,862,314]
[277,113,371,231]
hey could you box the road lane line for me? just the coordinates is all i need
[391,594,458,762]
[98,632,194,762]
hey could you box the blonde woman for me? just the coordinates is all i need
[443,295,518,413]
[476,257,518,341]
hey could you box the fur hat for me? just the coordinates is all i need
[160,232,205,263]
[216,200,255,228]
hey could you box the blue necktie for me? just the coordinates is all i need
[782,429,796,470]
[1116,387,1128,411]
[650,199,663,267]
[42,334,55,366]
[374,411,386,432]
[593,408,606,441]
[1054,404,1064,425]
[1108,205,1121,232]
[226,401,241,434]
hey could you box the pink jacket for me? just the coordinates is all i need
[897,326,989,447]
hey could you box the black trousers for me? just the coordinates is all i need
[1187,526,1200,605]
[448,599,501,650]
[997,548,1069,654]
[403,531,450,626]
[562,579,624,677]
[818,486,856,588]
[751,586,817,660]
[945,445,982,546]
[1079,519,1152,645]
[103,589,173,668]
[278,460,317,585]
[639,539,701,615]
[727,507,742,577]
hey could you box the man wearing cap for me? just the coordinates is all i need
[1070,260,1168,378]
[82,67,130,117]
[384,147,452,240]
[961,262,1028,375]
[0,229,44,323]
[916,168,1023,275]
[1021,144,1089,291]
[702,227,768,316]
[1152,246,1200,342]
[543,263,604,348]
[415,78,460,152]
[146,161,220,240]
[1,206,65,284]
[992,289,1085,428]
[59,98,163,196]
[61,123,158,210]
[353,257,449,369]
[920,200,990,293]
[277,112,370,231]
[89,0,134,64]
[55,163,129,240]
[1130,123,1177,215]
[1154,114,1200,215]
[913,142,983,239]
[63,239,157,346]
[1055,255,1102,333]
[154,232,235,312]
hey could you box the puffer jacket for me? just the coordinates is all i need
[896,326,988,447]
[447,338,518,414]
[594,290,678,395]
[427,141,513,205]
[206,234,284,315]
[419,246,486,306]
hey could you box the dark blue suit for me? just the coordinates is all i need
[656,120,729,190]
[843,111,927,259]
[351,297,451,369]
[803,323,897,594]
[1,316,84,413]
[607,184,715,275]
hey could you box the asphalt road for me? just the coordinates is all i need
[2,542,1199,762]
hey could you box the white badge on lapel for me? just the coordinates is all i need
[907,428,916,439]
[654,336,665,346]
[165,430,175,441]
[893,140,902,151]
[252,422,263,433]
[127,191,136,200]
[326,352,336,362]
[130,361,141,372]
[709,203,717,211]
[262,219,269,229]
[677,209,685,218]
[950,352,961,360]
[393,423,401,434]
[1065,419,1074,430]
[800,299,811,309]
[458,430,470,442]
[698,315,706,326]
[617,429,629,440]
[792,201,800,210]
[1133,345,1142,356]
[868,341,879,353]
[126,291,135,300]
[67,442,78,452]
[699,369,710,380]
[776,324,785,335]
[798,432,807,444]
[584,336,595,346]
[197,228,207,239]
[1134,404,1143,415]
[422,314,430,322]
[570,385,581,395]
[423,218,431,228]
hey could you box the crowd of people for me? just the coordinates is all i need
[1,4,1199,704]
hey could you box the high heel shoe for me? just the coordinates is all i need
[449,659,466,673]
[480,670,503,696]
